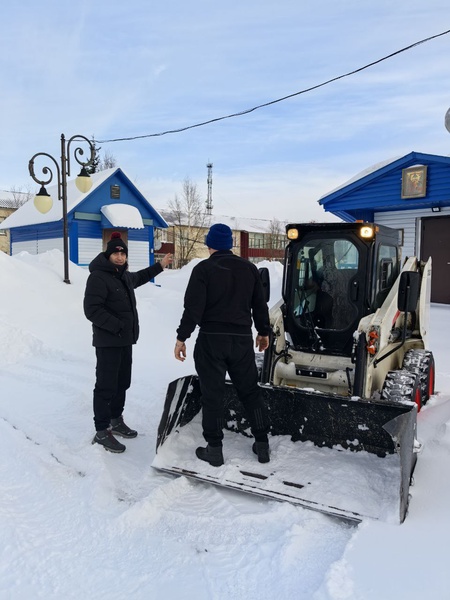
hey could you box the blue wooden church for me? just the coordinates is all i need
[319,152,450,304]
[0,168,168,271]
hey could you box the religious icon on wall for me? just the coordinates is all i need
[401,165,427,199]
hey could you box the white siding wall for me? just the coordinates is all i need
[128,240,150,271]
[12,240,37,255]
[79,237,102,266]
[38,238,63,254]
[374,207,450,259]
[13,237,152,271]
[12,238,63,255]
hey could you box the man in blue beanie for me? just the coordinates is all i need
[174,223,271,466]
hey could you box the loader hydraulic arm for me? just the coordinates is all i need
[373,270,421,367]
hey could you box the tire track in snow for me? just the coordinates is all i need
[118,472,356,599]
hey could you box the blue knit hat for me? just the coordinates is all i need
[205,223,233,250]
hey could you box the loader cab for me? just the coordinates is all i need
[283,223,400,357]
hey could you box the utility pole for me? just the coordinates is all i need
[206,162,213,215]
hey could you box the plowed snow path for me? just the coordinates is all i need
[0,353,355,599]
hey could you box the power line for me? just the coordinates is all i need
[0,189,30,195]
[97,28,450,144]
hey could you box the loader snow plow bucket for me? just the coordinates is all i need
[152,376,417,523]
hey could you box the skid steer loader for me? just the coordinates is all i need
[153,222,435,523]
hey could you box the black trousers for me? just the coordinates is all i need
[93,346,132,431]
[193,332,269,446]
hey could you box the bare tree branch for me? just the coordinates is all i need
[265,217,284,260]
[8,186,33,207]
[100,150,117,170]
[168,178,211,268]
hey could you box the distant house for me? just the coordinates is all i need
[0,192,30,255]
[155,211,286,266]
[0,168,168,270]
[319,151,450,303]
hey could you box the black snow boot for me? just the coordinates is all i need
[252,441,270,464]
[111,416,138,438]
[196,444,224,467]
[92,429,126,453]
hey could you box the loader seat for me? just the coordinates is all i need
[322,268,358,330]
[294,275,333,329]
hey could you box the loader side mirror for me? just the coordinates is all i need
[258,267,270,303]
[397,271,420,312]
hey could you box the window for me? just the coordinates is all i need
[374,245,398,308]
[334,239,359,270]
[291,237,360,330]
[154,228,173,243]
[249,233,265,248]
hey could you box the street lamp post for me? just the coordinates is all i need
[28,133,95,284]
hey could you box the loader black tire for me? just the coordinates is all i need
[402,349,435,405]
[381,369,422,412]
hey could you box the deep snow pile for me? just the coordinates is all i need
[1,250,449,600]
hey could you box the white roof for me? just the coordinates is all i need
[0,168,117,229]
[101,204,144,229]
[158,209,288,234]
[212,214,288,234]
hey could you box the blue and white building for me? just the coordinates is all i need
[0,168,168,271]
[319,152,450,303]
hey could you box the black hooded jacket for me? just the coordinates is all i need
[84,253,163,347]
[176,250,270,341]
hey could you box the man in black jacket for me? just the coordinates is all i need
[84,232,172,453]
[174,223,271,466]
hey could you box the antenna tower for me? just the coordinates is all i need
[206,162,213,215]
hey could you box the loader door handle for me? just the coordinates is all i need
[350,280,359,301]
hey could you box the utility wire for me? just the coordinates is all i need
[97,28,450,144]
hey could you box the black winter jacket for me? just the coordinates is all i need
[84,253,163,347]
[176,250,270,341]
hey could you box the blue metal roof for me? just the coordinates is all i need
[319,152,450,221]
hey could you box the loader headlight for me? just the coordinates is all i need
[359,225,377,239]
[287,227,299,240]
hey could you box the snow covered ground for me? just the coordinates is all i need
[1,250,450,600]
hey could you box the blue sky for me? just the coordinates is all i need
[1,0,450,221]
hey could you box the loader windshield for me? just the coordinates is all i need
[290,236,360,342]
